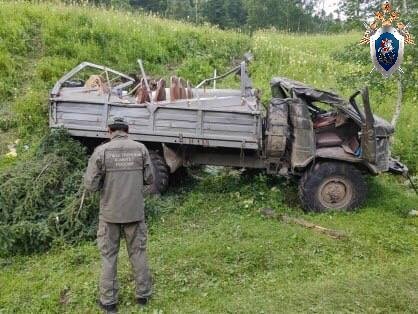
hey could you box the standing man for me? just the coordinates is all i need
[84,117,154,313]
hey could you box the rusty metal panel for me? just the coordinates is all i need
[56,102,103,129]
[110,105,151,130]
[202,111,257,141]
[265,98,289,158]
[289,99,315,168]
[376,137,390,172]
[154,108,198,136]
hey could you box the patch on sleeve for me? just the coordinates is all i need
[104,149,143,171]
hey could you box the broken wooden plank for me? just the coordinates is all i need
[260,208,348,240]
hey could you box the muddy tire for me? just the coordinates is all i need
[145,150,169,195]
[169,167,189,186]
[299,161,367,212]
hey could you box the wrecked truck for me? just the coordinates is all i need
[49,58,407,212]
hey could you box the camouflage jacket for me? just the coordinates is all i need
[84,130,153,223]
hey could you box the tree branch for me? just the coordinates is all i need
[391,77,403,129]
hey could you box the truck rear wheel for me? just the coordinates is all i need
[299,161,367,212]
[145,150,169,195]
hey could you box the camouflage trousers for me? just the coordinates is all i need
[97,220,152,305]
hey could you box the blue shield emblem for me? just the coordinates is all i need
[370,26,404,78]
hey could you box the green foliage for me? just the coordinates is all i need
[0,1,248,139]
[129,0,167,13]
[166,0,194,20]
[0,129,98,257]
[0,114,17,132]
[339,0,418,30]
[0,155,16,172]
[126,0,341,33]
[0,172,417,312]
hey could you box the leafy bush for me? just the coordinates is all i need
[0,129,98,257]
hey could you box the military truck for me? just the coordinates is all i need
[49,57,407,212]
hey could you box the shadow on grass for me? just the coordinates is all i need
[365,175,418,216]
[144,167,415,228]
[148,166,303,220]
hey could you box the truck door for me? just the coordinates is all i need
[360,88,377,164]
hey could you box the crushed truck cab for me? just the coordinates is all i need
[268,77,402,175]
[49,57,407,212]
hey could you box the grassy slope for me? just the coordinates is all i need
[1,174,417,313]
[0,2,417,313]
[0,1,247,157]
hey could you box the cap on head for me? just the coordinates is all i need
[108,116,128,127]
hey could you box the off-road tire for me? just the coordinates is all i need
[145,150,169,195]
[169,166,189,187]
[299,161,367,212]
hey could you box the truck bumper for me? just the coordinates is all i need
[388,158,408,175]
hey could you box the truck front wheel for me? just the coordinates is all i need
[299,161,367,212]
[145,150,169,195]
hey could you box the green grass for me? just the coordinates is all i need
[1,173,417,313]
[1,2,418,313]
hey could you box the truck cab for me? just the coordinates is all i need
[265,77,406,211]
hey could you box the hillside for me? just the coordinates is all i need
[1,3,417,171]
[0,2,417,313]
[1,2,417,170]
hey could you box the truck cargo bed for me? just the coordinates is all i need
[50,88,262,150]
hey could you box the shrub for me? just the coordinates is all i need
[0,129,98,257]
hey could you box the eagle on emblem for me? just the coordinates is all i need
[359,1,414,46]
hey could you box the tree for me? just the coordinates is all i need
[89,0,341,33]
[339,0,368,28]
[340,0,418,29]
[166,0,193,20]
[129,0,167,12]
[244,0,322,32]
[224,0,247,28]
[203,0,229,27]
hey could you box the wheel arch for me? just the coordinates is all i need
[293,147,379,176]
